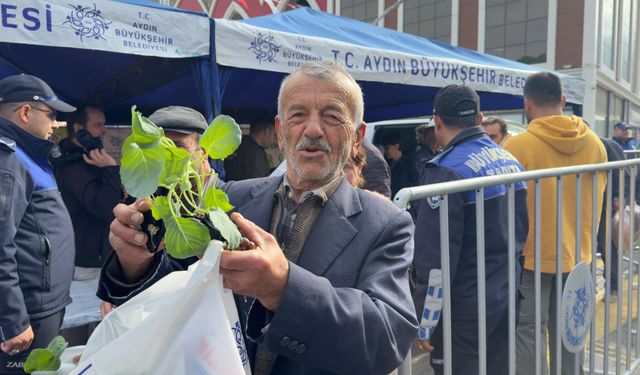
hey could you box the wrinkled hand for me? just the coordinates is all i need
[220,213,289,311]
[100,301,116,318]
[0,326,33,356]
[415,338,434,353]
[83,148,117,168]
[109,199,155,282]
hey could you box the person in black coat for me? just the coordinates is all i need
[380,131,420,198]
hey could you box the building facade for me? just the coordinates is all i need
[332,0,639,137]
[157,0,638,137]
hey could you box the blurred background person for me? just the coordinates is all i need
[224,121,276,180]
[344,145,367,188]
[481,117,510,145]
[55,106,122,280]
[611,122,636,152]
[381,131,420,198]
[414,122,439,177]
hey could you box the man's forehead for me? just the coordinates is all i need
[165,130,196,141]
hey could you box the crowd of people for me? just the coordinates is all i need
[0,61,637,375]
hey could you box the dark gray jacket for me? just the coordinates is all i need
[99,176,417,375]
[0,118,74,342]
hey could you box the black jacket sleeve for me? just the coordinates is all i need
[96,250,195,305]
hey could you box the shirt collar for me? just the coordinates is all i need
[278,173,345,206]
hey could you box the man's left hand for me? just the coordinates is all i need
[220,213,289,311]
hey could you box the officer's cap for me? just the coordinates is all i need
[0,74,76,112]
[433,85,480,118]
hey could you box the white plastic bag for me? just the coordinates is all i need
[70,241,251,375]
[612,203,640,253]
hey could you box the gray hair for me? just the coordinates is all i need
[277,61,364,129]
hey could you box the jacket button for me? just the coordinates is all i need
[295,344,306,354]
[287,340,298,350]
[280,336,290,347]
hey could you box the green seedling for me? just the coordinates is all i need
[119,106,243,258]
[23,336,68,372]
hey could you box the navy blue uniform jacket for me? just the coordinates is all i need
[0,119,74,342]
[413,126,529,321]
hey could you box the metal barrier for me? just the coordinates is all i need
[394,158,640,375]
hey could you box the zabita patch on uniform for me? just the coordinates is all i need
[427,195,441,209]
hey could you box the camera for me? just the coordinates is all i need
[50,130,104,167]
[75,129,103,152]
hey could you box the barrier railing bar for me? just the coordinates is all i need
[617,171,626,375]
[574,173,583,375]
[476,188,487,375]
[390,160,640,375]
[627,166,636,370]
[535,179,542,375]
[604,169,613,374]
[555,176,563,375]
[590,171,598,375]
[394,160,640,210]
[626,168,636,370]
[440,195,453,375]
[635,168,640,360]
[508,184,516,375]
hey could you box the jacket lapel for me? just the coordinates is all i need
[235,177,282,232]
[297,180,361,276]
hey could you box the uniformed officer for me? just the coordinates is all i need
[412,85,529,375]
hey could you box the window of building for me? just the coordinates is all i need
[341,0,379,23]
[601,0,616,70]
[595,86,609,136]
[620,0,635,82]
[485,0,548,64]
[403,0,452,44]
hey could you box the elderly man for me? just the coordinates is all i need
[0,74,76,373]
[99,61,417,375]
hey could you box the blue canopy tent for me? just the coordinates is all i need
[0,0,215,123]
[212,8,584,123]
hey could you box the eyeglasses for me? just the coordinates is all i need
[29,106,57,120]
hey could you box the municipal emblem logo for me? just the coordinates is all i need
[427,195,441,210]
[64,4,111,42]
[249,32,281,64]
[561,262,595,353]
[231,320,248,365]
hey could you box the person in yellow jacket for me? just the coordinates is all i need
[503,72,607,375]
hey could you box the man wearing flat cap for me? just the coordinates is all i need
[412,84,529,374]
[0,74,76,373]
[96,106,213,311]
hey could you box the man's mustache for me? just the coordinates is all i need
[295,137,332,152]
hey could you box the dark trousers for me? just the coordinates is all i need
[597,210,619,291]
[0,309,64,374]
[429,307,509,375]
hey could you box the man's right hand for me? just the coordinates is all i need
[109,200,155,283]
[83,148,117,168]
[0,326,34,356]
